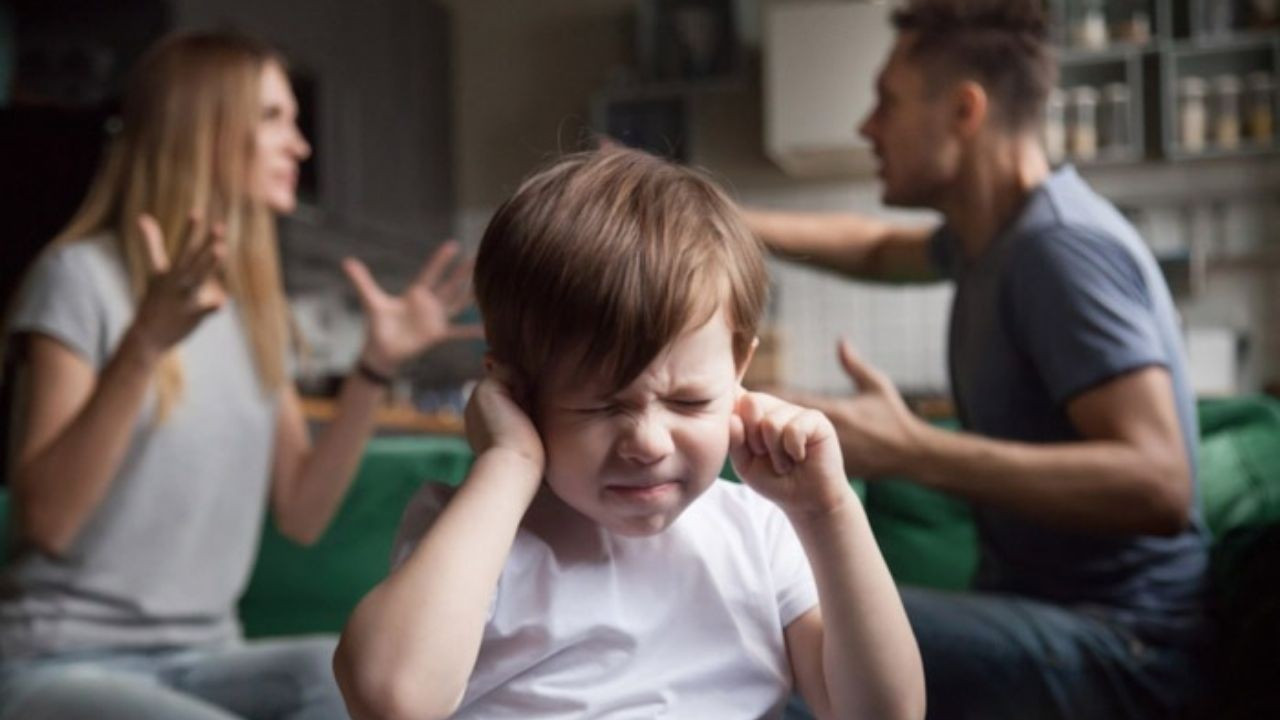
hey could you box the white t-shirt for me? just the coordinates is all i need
[392,479,819,719]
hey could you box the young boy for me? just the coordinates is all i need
[334,148,924,720]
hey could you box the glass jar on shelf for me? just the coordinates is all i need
[1044,88,1067,164]
[1099,82,1133,155]
[1069,85,1099,161]
[1073,0,1109,50]
[1244,71,1275,144]
[1211,74,1243,151]
[1111,0,1152,45]
[1177,76,1208,153]
[1201,0,1237,37]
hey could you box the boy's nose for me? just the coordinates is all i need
[617,413,674,466]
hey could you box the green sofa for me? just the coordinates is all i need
[238,396,1280,639]
[1,397,1278,712]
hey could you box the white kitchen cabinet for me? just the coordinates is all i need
[762,1,894,177]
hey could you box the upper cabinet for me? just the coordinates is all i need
[762,1,894,178]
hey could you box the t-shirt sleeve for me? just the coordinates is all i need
[1004,228,1167,406]
[760,500,819,627]
[929,226,958,279]
[8,245,107,367]
[389,483,454,571]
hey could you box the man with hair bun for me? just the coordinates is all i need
[745,0,1208,717]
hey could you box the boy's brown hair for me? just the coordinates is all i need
[474,147,767,395]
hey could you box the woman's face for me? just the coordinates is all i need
[249,61,311,213]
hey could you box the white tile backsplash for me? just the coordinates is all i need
[772,260,952,394]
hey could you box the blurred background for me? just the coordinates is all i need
[2,0,1277,425]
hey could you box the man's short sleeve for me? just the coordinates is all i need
[8,244,106,367]
[1004,228,1166,406]
[929,227,958,279]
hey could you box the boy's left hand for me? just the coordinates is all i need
[730,390,852,516]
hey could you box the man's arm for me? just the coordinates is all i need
[740,208,940,283]
[810,342,1192,536]
[910,365,1191,534]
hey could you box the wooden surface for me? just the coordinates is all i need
[300,397,464,435]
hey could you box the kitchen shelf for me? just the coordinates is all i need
[1046,0,1280,166]
[1160,36,1279,160]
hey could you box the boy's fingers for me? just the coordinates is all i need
[736,393,768,456]
[760,405,802,475]
[782,410,823,466]
[137,214,169,274]
[727,414,754,476]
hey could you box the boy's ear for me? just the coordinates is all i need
[483,352,496,373]
[735,336,760,384]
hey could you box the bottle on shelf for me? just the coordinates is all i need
[1111,0,1152,45]
[1178,76,1209,153]
[1211,74,1243,151]
[1099,82,1133,155]
[1244,71,1275,144]
[1045,88,1067,163]
[1069,85,1100,160]
[1201,0,1237,37]
[1073,0,1109,49]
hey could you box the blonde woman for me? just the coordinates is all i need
[0,33,475,719]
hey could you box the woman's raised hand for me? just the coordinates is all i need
[342,240,483,375]
[129,213,228,354]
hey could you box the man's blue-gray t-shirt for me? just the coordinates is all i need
[930,165,1208,631]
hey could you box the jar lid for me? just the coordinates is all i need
[1103,82,1130,101]
[1178,76,1207,96]
[1213,74,1242,93]
[1245,71,1273,90]
[1069,85,1099,103]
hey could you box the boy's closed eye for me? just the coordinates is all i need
[566,397,714,415]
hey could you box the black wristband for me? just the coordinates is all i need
[356,359,395,387]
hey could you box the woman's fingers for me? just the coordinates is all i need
[342,257,385,312]
[414,240,461,289]
[437,255,476,315]
[180,235,226,293]
[137,214,169,275]
[172,213,209,267]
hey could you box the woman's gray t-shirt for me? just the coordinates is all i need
[1,235,279,659]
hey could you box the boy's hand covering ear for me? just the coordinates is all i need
[729,390,851,516]
[464,364,546,475]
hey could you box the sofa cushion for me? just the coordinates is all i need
[1196,396,1280,538]
[238,435,473,638]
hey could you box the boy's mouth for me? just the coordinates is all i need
[604,481,681,501]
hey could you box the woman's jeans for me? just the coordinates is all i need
[0,635,347,720]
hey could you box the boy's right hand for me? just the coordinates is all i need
[464,365,545,477]
[128,213,227,357]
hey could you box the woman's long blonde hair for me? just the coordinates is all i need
[56,32,291,419]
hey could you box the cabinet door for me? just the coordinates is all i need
[763,1,894,177]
